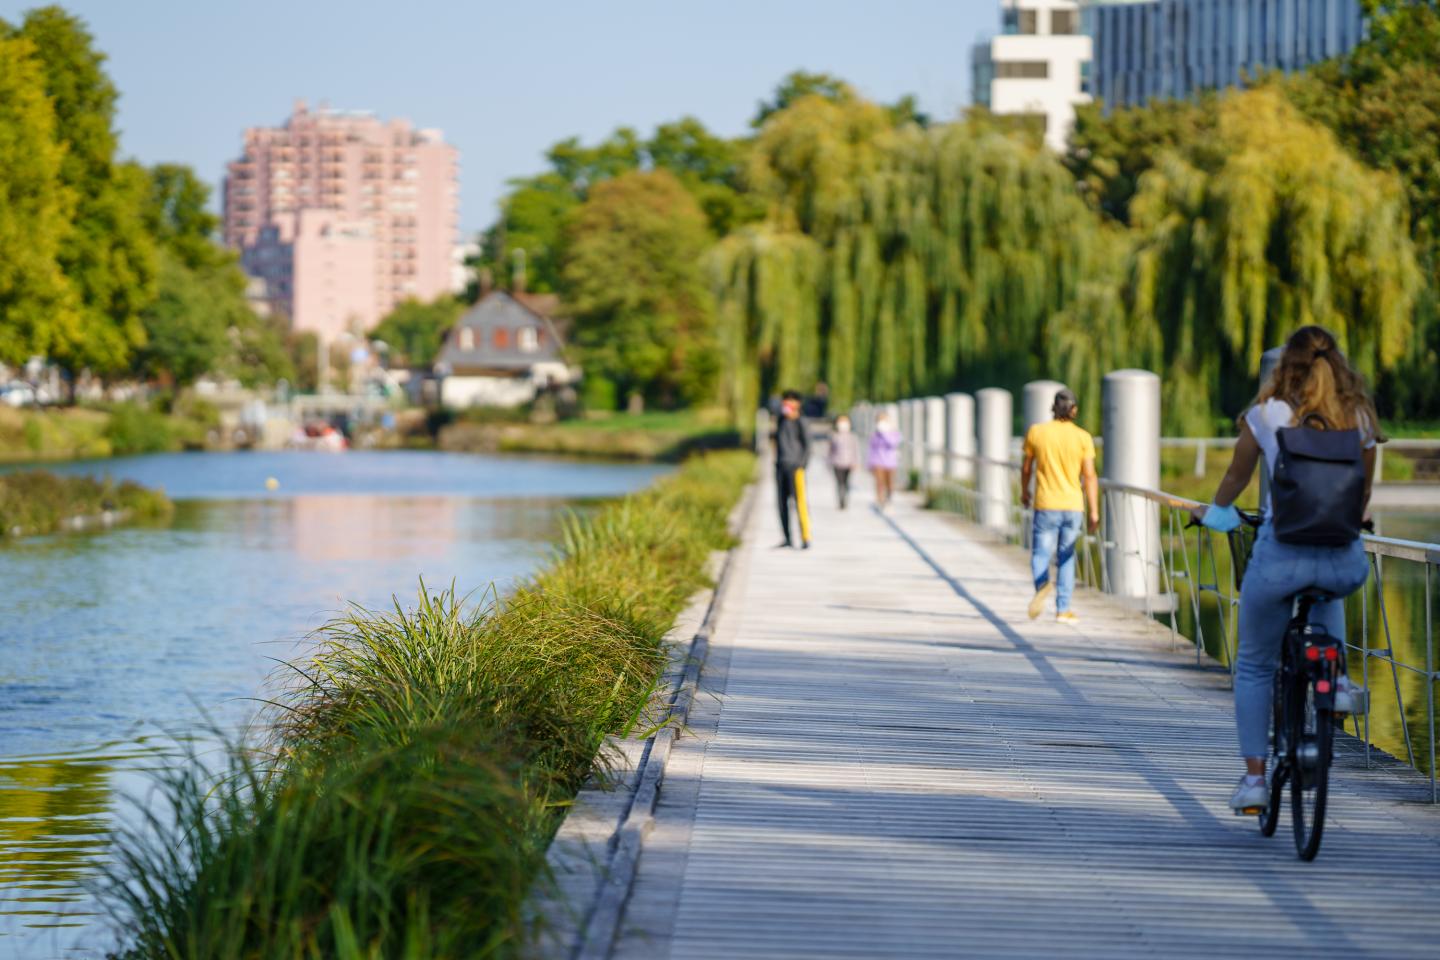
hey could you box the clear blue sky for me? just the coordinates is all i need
[2,0,995,234]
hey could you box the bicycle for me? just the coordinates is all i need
[1223,508,1368,861]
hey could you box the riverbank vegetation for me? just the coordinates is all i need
[437,408,742,461]
[0,399,220,461]
[0,469,171,538]
[97,450,754,958]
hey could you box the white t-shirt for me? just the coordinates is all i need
[1244,399,1375,510]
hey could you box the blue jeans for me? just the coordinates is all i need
[1235,524,1368,758]
[1031,510,1083,613]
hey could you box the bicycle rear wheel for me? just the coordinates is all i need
[1290,680,1333,860]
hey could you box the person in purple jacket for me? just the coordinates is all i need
[866,411,902,509]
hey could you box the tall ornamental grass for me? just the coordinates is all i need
[98,450,754,959]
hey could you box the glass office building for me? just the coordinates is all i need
[1088,0,1365,109]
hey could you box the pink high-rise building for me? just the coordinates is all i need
[224,101,460,339]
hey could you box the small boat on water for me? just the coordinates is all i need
[288,422,349,452]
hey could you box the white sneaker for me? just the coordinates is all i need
[1335,674,1368,716]
[1230,776,1269,814]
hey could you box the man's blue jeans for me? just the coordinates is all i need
[1032,510,1083,613]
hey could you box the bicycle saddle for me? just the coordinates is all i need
[1287,587,1337,603]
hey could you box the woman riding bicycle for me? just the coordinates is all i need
[1190,326,1378,813]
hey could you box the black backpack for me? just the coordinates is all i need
[1271,414,1366,546]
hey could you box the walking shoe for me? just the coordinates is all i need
[1230,775,1269,814]
[775,540,793,549]
[1027,582,1055,619]
[1055,611,1079,625]
[1335,673,1369,716]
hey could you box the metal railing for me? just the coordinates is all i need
[918,439,1440,802]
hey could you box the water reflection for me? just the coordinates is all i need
[0,451,665,957]
[0,754,111,912]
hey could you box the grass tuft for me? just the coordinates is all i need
[97,450,754,958]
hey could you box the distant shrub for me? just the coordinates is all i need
[0,471,172,538]
[103,403,177,455]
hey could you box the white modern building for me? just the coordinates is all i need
[1087,0,1367,109]
[972,0,1093,150]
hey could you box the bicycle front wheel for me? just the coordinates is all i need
[1290,681,1333,861]
[1260,670,1287,838]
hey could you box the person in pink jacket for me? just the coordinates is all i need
[866,412,902,509]
[827,415,861,509]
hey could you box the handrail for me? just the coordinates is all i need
[918,441,1440,801]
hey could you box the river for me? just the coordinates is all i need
[0,451,667,959]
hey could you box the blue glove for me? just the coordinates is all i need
[1200,502,1241,533]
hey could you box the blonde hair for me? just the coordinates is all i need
[1252,325,1385,443]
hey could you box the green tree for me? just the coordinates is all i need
[476,117,761,295]
[714,102,1109,421]
[137,164,290,387]
[1065,95,1218,224]
[136,251,229,386]
[752,70,855,127]
[145,163,226,269]
[10,6,158,381]
[370,297,463,368]
[0,33,76,368]
[745,87,894,238]
[1281,0,1440,419]
[647,116,763,235]
[288,331,320,394]
[563,170,718,409]
[1126,88,1420,431]
[476,174,578,294]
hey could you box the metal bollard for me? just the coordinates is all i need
[924,396,946,483]
[945,392,975,481]
[905,399,923,479]
[976,388,1013,533]
[1103,370,1161,601]
[898,399,914,476]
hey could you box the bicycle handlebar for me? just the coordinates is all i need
[1185,507,1373,534]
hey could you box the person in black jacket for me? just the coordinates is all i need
[773,389,812,549]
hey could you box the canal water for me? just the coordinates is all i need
[0,451,667,959]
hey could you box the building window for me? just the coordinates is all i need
[995,60,1050,79]
[1051,9,1077,34]
[459,328,474,351]
[517,327,538,353]
[493,327,511,349]
[1019,9,1038,34]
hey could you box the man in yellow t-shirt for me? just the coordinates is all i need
[1020,388,1100,623]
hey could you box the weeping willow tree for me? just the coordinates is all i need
[1127,88,1421,433]
[711,96,1114,422]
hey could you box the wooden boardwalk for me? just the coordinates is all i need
[601,467,1440,959]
